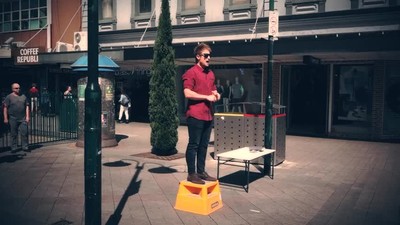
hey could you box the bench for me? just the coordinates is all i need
[216,147,275,192]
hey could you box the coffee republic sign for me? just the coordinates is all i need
[13,47,42,65]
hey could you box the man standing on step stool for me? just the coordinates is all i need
[182,43,220,184]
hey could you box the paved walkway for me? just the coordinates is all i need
[0,122,399,225]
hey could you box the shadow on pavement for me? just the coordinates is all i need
[0,147,10,153]
[105,159,143,225]
[218,170,265,191]
[105,159,180,225]
[115,134,129,143]
[0,154,26,163]
[103,160,131,167]
[148,166,177,174]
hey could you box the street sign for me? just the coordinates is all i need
[268,11,279,37]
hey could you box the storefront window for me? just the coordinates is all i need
[281,65,328,135]
[211,65,263,113]
[332,65,373,135]
[383,63,400,135]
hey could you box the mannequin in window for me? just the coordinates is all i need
[231,76,244,112]
[215,79,224,112]
[222,79,231,112]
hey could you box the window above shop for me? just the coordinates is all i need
[285,0,326,15]
[99,0,117,31]
[223,0,257,21]
[131,0,156,29]
[176,0,205,25]
[0,0,47,33]
[350,0,392,9]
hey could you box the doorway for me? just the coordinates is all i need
[282,65,329,136]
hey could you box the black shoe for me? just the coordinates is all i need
[125,121,129,124]
[187,173,205,184]
[198,172,217,181]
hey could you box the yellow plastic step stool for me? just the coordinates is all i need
[174,180,223,215]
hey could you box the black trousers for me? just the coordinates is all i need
[185,117,213,174]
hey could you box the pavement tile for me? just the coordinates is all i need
[0,122,399,225]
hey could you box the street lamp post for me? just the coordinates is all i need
[264,0,275,172]
[85,0,101,224]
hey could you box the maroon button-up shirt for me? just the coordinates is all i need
[182,65,216,121]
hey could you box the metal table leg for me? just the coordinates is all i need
[245,160,250,193]
[271,152,275,179]
[217,157,220,179]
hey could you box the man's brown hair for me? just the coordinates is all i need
[194,43,211,63]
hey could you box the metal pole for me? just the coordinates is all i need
[264,0,274,172]
[85,0,101,224]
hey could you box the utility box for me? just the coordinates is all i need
[76,74,117,148]
[214,105,286,165]
[59,95,77,132]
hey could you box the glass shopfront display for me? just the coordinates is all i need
[211,64,263,113]
[383,63,400,136]
[332,64,373,136]
[282,65,329,136]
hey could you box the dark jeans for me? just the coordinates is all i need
[186,117,213,174]
[9,118,28,150]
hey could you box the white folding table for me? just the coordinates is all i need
[216,147,275,192]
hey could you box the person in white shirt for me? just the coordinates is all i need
[118,90,131,124]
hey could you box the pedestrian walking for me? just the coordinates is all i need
[28,83,39,113]
[63,85,72,96]
[118,90,131,124]
[3,83,30,153]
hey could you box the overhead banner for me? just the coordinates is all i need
[13,47,42,65]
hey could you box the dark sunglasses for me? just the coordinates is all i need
[200,53,211,58]
[13,87,20,89]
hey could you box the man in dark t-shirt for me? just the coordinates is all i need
[3,83,30,153]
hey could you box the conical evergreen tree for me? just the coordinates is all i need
[149,0,179,155]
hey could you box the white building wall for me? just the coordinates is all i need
[170,0,178,25]
[109,0,398,32]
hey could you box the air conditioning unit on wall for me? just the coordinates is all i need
[56,42,73,52]
[73,31,88,51]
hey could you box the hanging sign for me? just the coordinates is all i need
[13,47,42,65]
[268,11,279,37]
